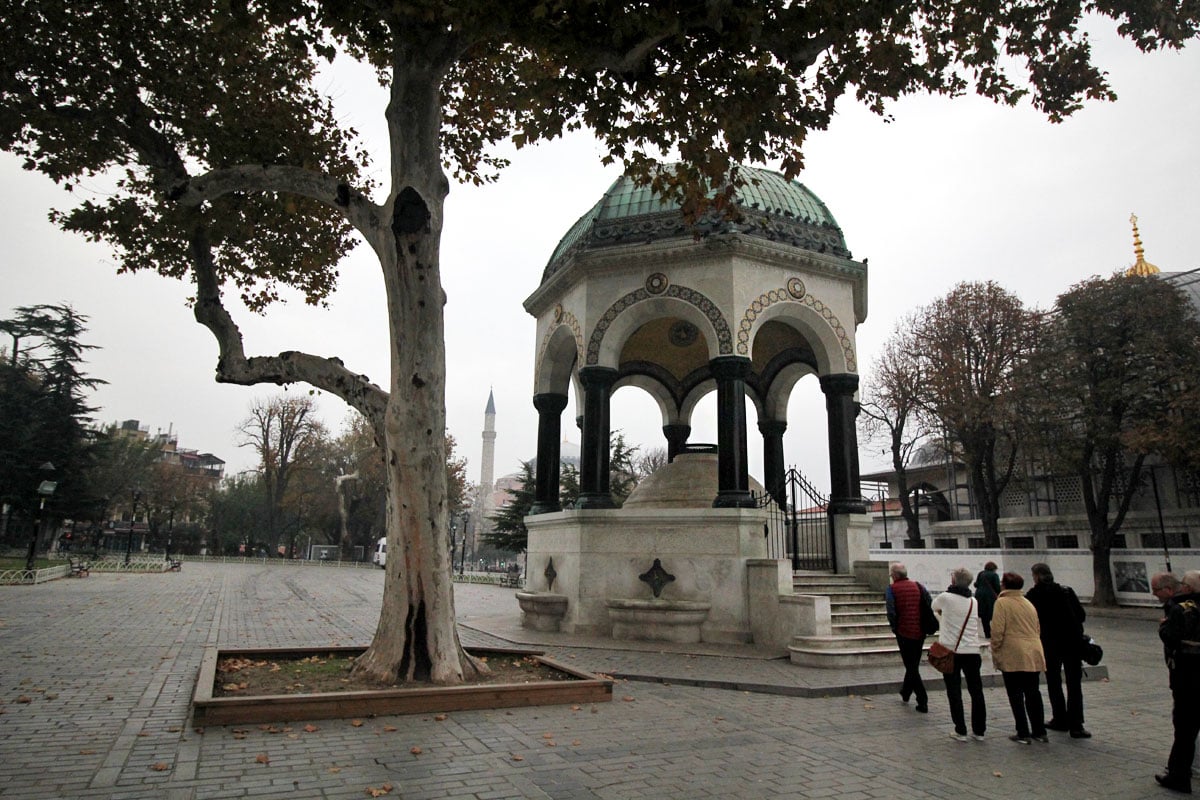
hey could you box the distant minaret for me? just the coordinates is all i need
[479,389,497,524]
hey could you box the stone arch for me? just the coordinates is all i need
[679,376,764,428]
[611,373,677,427]
[760,361,819,421]
[534,312,584,395]
[586,282,733,367]
[735,281,857,374]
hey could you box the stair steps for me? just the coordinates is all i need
[787,572,922,668]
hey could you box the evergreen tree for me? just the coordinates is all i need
[484,460,536,553]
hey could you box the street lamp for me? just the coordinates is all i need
[125,488,142,566]
[23,462,57,574]
[458,510,470,575]
[164,506,175,563]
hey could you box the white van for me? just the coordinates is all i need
[373,537,386,568]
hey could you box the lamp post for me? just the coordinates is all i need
[164,506,175,563]
[23,462,57,574]
[458,510,470,575]
[125,488,142,566]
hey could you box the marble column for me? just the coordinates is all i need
[530,392,568,514]
[821,373,866,514]
[576,367,618,509]
[711,356,755,508]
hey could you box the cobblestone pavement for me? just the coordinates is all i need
[0,562,1177,799]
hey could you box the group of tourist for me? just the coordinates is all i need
[885,562,1090,746]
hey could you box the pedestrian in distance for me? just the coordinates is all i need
[932,566,987,742]
[1154,571,1200,794]
[1025,562,1090,738]
[974,561,1001,638]
[990,571,1048,745]
[885,561,933,713]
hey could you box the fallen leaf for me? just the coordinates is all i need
[570,705,581,711]
[80,749,96,755]
[571,740,582,746]
[542,733,554,739]
[105,695,114,701]
[136,732,149,737]
[287,734,299,740]
[233,733,246,740]
[511,754,524,761]
[410,746,422,755]
[303,724,319,733]
[328,766,342,774]
[151,762,169,772]
[16,696,31,704]
[364,783,393,797]
[434,713,447,721]
[993,771,1003,778]
[622,696,635,702]
[351,719,364,728]
[255,753,270,765]
[544,740,556,747]
[383,725,397,732]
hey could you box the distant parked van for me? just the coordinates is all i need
[373,537,386,568]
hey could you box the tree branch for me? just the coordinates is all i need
[188,215,388,428]
[169,165,382,244]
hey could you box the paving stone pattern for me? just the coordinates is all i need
[0,563,1179,799]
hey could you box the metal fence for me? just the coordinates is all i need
[757,467,835,572]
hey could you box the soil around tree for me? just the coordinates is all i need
[214,651,573,697]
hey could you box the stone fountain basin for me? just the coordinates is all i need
[515,591,569,632]
[606,598,711,644]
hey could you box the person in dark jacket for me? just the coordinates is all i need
[975,561,1001,638]
[1025,562,1089,738]
[1154,571,1200,794]
[885,562,929,713]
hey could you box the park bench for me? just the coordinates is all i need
[68,557,91,577]
[166,557,182,572]
[500,568,522,588]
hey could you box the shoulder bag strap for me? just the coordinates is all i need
[952,600,973,649]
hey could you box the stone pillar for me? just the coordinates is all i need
[663,424,691,463]
[759,419,787,509]
[821,373,866,514]
[530,392,568,515]
[711,356,755,508]
[577,367,618,509]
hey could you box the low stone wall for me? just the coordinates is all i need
[866,547,1197,606]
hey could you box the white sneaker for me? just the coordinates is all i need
[970,733,986,741]
[950,732,969,742]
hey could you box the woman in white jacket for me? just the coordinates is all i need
[932,566,986,741]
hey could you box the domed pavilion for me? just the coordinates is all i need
[519,164,872,644]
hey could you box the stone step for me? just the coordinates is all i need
[791,573,859,585]
[787,643,907,669]
[790,632,896,651]
[831,610,889,625]
[825,600,882,614]
[831,621,893,636]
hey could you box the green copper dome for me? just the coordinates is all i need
[542,165,850,284]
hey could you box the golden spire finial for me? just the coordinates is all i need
[1127,212,1160,276]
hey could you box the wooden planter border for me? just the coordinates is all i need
[192,645,612,726]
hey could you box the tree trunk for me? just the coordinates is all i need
[1091,539,1116,607]
[352,51,483,684]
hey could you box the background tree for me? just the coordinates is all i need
[237,394,328,558]
[909,281,1038,547]
[484,460,536,554]
[634,447,668,483]
[1030,273,1200,606]
[206,471,271,555]
[859,320,930,545]
[5,0,1196,684]
[77,431,161,544]
[0,304,101,546]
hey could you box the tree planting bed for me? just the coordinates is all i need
[192,645,612,726]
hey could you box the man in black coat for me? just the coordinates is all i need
[1154,571,1200,794]
[1026,563,1089,738]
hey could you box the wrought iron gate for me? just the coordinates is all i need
[757,467,835,572]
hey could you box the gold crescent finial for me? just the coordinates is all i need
[1127,212,1159,276]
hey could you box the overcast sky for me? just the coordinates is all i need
[3,19,1198,498]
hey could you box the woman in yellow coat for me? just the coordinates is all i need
[990,571,1048,744]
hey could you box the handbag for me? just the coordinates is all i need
[1081,634,1103,666]
[928,599,973,674]
[919,584,940,636]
